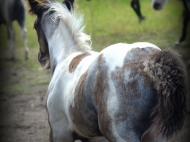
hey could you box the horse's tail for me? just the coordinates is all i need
[144,49,187,137]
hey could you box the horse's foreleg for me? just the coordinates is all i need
[130,0,145,21]
[7,25,15,60]
[21,27,29,59]
[174,10,189,47]
[48,114,74,142]
[178,11,189,43]
[47,98,74,142]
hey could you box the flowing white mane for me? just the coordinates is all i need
[44,1,92,51]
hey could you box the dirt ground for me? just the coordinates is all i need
[0,47,189,142]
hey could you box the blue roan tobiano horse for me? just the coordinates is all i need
[0,0,29,59]
[28,0,187,141]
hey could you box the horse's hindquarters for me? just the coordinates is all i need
[72,44,160,141]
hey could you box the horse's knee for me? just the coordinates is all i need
[7,27,15,41]
[21,27,27,38]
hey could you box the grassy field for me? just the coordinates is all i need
[0,0,189,94]
[0,0,189,52]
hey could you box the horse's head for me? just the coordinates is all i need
[152,0,168,10]
[28,0,75,69]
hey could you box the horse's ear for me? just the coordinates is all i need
[28,0,40,15]
[28,0,49,16]
[62,0,75,11]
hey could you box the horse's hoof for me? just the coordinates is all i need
[9,57,15,61]
[173,41,181,48]
[25,52,29,60]
[188,59,190,66]
[9,58,15,62]
[25,55,29,60]
[139,16,146,22]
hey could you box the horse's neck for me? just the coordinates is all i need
[44,21,78,70]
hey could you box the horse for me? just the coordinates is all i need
[28,0,187,141]
[86,0,145,22]
[131,0,145,21]
[152,0,190,47]
[0,0,29,60]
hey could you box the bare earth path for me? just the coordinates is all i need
[0,47,189,142]
[0,48,51,142]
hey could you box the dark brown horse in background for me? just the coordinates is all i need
[152,0,190,47]
[0,0,29,60]
[86,0,145,22]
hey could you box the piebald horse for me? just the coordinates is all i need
[0,0,29,60]
[28,0,187,141]
[152,0,190,47]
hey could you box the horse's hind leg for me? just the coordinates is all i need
[7,24,15,60]
[21,27,29,59]
[98,112,141,142]
[17,4,29,60]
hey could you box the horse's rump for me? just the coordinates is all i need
[70,44,162,140]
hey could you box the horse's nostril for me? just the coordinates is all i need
[153,2,161,10]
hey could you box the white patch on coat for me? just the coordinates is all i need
[107,75,125,142]
[100,42,160,71]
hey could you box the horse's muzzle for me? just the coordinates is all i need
[153,2,162,10]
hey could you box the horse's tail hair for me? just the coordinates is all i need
[144,49,187,137]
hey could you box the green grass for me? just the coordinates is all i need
[0,0,189,52]
[0,0,190,61]
[0,0,189,96]
[77,0,188,50]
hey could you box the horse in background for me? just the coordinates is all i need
[152,0,190,47]
[86,0,146,22]
[28,0,187,141]
[0,0,29,60]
